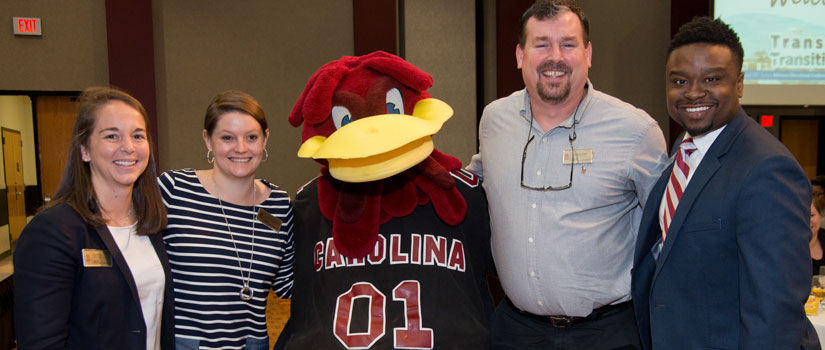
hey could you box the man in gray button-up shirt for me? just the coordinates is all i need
[467,1,667,348]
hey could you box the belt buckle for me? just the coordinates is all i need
[548,316,573,328]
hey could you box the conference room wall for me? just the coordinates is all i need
[0,1,109,91]
[405,0,478,167]
[0,0,672,196]
[152,0,354,195]
[579,0,672,140]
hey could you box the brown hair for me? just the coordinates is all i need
[49,86,167,235]
[203,90,267,136]
[519,0,590,47]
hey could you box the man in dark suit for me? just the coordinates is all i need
[631,17,819,349]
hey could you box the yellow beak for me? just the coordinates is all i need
[297,98,453,182]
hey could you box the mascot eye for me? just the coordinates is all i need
[331,106,353,129]
[385,88,404,114]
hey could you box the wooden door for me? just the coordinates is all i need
[2,129,26,241]
[35,96,78,201]
[781,118,819,179]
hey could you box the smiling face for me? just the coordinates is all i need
[516,11,592,105]
[80,100,150,194]
[204,111,269,181]
[666,43,744,137]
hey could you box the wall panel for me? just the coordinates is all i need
[152,0,354,194]
[0,1,108,91]
[405,0,478,165]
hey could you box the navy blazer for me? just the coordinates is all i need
[631,108,819,349]
[14,203,174,350]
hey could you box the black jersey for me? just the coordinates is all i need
[276,169,494,349]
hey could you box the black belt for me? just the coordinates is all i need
[506,298,631,328]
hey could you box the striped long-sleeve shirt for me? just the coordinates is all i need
[159,169,294,349]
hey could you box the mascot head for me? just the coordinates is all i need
[290,51,466,258]
[289,51,453,183]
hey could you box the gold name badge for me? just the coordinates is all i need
[257,208,282,232]
[82,249,112,267]
[562,149,594,164]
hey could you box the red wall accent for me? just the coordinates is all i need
[667,0,711,148]
[353,0,399,56]
[495,0,534,98]
[104,0,160,164]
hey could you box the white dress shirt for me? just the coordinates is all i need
[109,224,165,350]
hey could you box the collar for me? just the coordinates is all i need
[520,79,594,129]
[685,124,726,156]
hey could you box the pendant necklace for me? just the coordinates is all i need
[214,176,258,302]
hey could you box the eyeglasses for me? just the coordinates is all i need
[519,99,583,191]
[519,132,576,191]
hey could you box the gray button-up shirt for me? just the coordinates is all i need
[468,83,667,317]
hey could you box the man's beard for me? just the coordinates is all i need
[536,61,571,104]
[537,79,571,104]
[683,123,713,138]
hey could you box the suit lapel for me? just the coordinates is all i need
[94,225,144,321]
[653,156,721,274]
[652,108,749,277]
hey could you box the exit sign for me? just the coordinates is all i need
[760,115,775,127]
[13,17,41,36]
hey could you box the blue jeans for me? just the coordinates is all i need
[175,336,269,350]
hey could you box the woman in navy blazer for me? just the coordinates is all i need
[14,87,173,349]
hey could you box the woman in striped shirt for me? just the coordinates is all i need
[159,90,294,349]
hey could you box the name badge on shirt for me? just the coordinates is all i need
[562,149,594,164]
[257,208,282,232]
[82,249,112,267]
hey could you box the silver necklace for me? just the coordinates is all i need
[214,177,258,302]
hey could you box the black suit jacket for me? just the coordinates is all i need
[14,203,174,350]
[631,108,818,349]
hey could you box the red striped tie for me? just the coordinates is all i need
[661,138,697,244]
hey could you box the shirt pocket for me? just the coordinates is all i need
[681,218,723,233]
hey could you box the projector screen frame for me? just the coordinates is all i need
[712,0,825,106]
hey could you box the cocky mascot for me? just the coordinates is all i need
[274,51,494,349]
